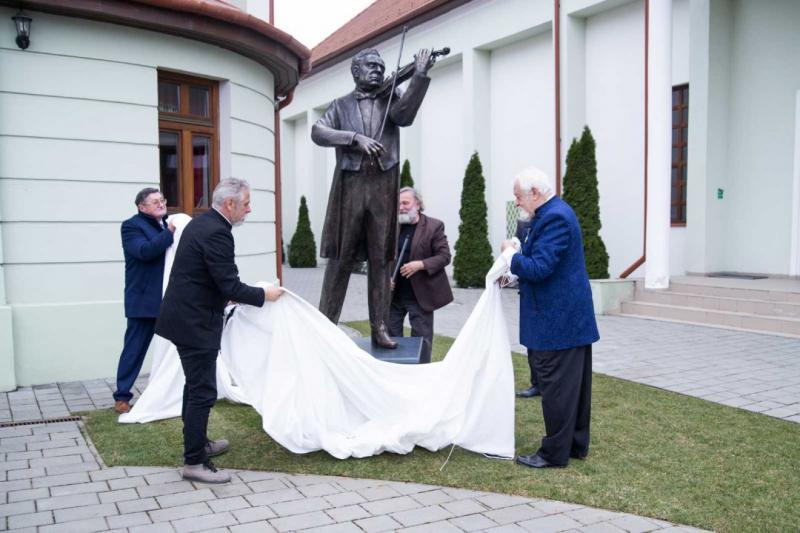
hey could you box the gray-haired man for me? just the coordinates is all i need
[156,178,283,483]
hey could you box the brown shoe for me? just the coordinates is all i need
[114,400,131,414]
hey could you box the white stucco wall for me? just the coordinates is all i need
[0,8,277,387]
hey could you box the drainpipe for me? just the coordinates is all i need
[554,0,562,196]
[274,89,295,283]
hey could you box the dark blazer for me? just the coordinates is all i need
[510,196,599,351]
[155,209,265,351]
[121,212,173,318]
[396,214,454,312]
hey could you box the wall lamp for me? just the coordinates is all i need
[12,10,32,50]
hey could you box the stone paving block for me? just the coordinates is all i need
[45,462,100,476]
[271,495,331,517]
[608,514,664,533]
[442,488,487,500]
[355,514,403,533]
[145,471,184,485]
[50,482,108,497]
[53,502,118,522]
[156,488,215,508]
[5,451,42,461]
[397,519,465,532]
[0,479,32,492]
[485,524,531,532]
[6,509,55,529]
[269,510,334,532]
[29,455,84,470]
[247,478,288,493]
[229,521,278,533]
[106,511,153,529]
[391,504,453,527]
[39,517,109,532]
[578,521,628,533]
[38,492,101,511]
[387,482,438,495]
[324,490,366,507]
[325,503,370,522]
[334,477,383,491]
[8,487,49,503]
[0,460,29,473]
[42,446,93,459]
[27,439,78,451]
[211,482,252,498]
[0,500,36,517]
[301,522,363,533]
[117,497,159,514]
[88,468,128,482]
[477,493,534,510]
[232,505,278,524]
[284,474,337,487]
[137,481,194,498]
[207,495,250,512]
[109,475,147,490]
[485,504,545,525]
[125,467,173,476]
[530,500,584,515]
[357,484,403,501]
[448,513,499,531]
[361,495,422,515]
[6,467,45,481]
[297,482,341,498]
[98,487,140,503]
[235,471,281,483]
[244,488,303,506]
[518,513,584,532]
[150,502,213,523]
[0,427,32,438]
[129,522,178,533]
[170,510,237,532]
[410,489,454,506]
[441,498,487,516]
[1,434,48,447]
[565,507,624,525]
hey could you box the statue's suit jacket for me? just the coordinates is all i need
[395,214,454,312]
[155,209,265,351]
[311,73,430,261]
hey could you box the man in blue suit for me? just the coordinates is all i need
[501,167,599,468]
[114,188,175,413]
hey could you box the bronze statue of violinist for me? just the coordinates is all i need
[312,45,448,348]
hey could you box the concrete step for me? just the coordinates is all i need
[618,300,800,337]
[634,279,800,304]
[633,289,800,318]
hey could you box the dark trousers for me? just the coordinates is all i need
[177,345,218,465]
[114,317,156,402]
[531,344,592,465]
[526,349,540,389]
[388,295,434,364]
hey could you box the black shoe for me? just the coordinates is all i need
[515,453,566,469]
[570,451,588,460]
[515,386,540,398]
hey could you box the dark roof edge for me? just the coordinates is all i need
[1,0,311,96]
[307,0,472,77]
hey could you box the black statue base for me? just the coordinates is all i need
[354,336,423,364]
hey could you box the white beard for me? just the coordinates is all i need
[398,208,418,225]
[517,209,532,222]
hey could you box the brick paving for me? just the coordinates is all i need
[0,421,709,532]
[281,266,800,423]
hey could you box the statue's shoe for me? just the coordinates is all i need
[371,323,398,349]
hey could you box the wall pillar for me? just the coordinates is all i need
[645,0,672,289]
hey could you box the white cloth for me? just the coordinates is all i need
[120,215,516,459]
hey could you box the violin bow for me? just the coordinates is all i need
[377,25,408,144]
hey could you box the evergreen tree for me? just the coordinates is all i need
[400,159,415,188]
[288,196,317,268]
[453,152,494,288]
[562,126,609,279]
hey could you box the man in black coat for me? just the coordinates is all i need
[155,178,283,483]
[114,188,174,414]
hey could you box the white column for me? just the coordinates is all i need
[790,91,800,276]
[645,0,672,289]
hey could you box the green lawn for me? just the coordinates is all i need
[84,321,800,532]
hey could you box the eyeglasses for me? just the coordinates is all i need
[147,197,167,206]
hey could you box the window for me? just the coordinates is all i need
[671,84,688,226]
[158,72,219,216]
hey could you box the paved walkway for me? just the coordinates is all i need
[282,266,800,423]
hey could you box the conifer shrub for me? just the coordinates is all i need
[400,159,415,188]
[288,196,317,268]
[562,126,609,279]
[453,152,494,288]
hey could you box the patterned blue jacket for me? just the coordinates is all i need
[510,196,599,351]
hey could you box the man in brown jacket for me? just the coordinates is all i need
[388,187,454,363]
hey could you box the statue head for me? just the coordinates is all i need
[351,48,385,91]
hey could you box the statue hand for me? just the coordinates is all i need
[353,133,385,157]
[414,48,434,75]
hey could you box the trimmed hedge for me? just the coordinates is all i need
[288,195,317,268]
[453,152,493,288]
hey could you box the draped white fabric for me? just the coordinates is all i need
[120,214,516,459]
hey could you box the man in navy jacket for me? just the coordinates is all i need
[501,167,599,468]
[114,188,175,413]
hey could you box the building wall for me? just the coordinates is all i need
[0,8,277,387]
